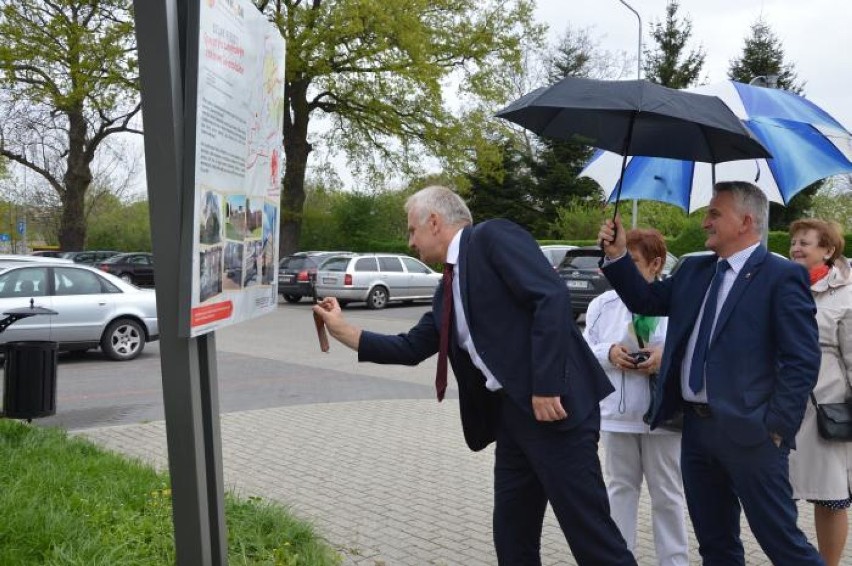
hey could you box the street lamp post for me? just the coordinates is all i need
[618,0,642,228]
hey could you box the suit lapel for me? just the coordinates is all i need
[458,225,473,328]
[710,246,766,345]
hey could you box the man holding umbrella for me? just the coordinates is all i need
[598,181,823,564]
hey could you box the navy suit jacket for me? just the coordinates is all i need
[602,246,819,447]
[358,219,613,451]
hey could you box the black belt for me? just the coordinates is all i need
[683,401,712,418]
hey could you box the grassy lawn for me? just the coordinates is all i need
[0,420,340,565]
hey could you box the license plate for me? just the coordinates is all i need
[566,280,588,289]
[322,277,336,284]
[281,275,293,283]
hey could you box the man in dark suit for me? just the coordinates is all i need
[598,181,823,565]
[313,186,635,565]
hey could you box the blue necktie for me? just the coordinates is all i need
[688,259,730,394]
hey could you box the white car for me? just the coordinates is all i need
[0,254,73,263]
[314,253,442,309]
[0,261,159,360]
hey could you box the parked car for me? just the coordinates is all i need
[61,250,121,264]
[557,246,677,319]
[97,252,155,286]
[314,253,442,309]
[0,261,159,360]
[0,254,72,264]
[539,244,577,268]
[29,250,64,258]
[278,251,352,303]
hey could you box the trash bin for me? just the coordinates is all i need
[3,341,58,419]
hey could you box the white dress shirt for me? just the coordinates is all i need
[681,243,760,402]
[446,230,503,391]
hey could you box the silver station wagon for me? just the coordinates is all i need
[314,253,442,309]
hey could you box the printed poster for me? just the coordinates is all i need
[188,0,285,336]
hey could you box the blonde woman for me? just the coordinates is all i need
[788,218,852,566]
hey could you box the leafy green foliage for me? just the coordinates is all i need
[0,0,140,250]
[550,201,608,240]
[643,1,705,88]
[253,0,543,253]
[809,181,852,231]
[86,195,151,252]
[299,180,409,252]
[0,420,339,565]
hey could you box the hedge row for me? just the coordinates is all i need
[345,232,852,261]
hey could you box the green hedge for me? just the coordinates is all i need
[332,232,851,261]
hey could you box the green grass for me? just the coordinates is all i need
[0,420,341,565]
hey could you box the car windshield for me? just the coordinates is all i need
[560,254,602,270]
[281,256,308,270]
[320,257,351,272]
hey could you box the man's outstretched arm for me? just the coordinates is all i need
[312,297,362,350]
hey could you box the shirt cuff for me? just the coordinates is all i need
[601,251,628,267]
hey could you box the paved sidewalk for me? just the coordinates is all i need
[77,398,838,565]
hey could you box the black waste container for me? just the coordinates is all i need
[3,341,58,419]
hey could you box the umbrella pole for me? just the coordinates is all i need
[611,111,637,228]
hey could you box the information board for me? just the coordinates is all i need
[186,0,285,336]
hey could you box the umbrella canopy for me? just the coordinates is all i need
[581,81,852,212]
[495,76,771,164]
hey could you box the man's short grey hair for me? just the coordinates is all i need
[713,181,768,236]
[404,185,473,227]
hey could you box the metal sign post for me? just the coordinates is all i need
[133,0,227,564]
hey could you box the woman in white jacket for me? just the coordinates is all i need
[788,218,852,566]
[583,228,688,566]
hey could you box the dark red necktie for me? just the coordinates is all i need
[436,262,454,402]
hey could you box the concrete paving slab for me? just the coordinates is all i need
[76,398,844,565]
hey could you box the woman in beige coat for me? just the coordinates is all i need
[788,218,852,566]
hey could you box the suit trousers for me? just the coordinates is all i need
[602,431,689,566]
[493,397,635,566]
[681,410,823,565]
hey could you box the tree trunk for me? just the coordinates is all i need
[279,78,312,256]
[59,110,92,251]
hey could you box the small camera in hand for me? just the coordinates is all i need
[628,351,650,364]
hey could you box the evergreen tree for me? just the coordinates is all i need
[529,27,610,230]
[466,140,545,235]
[729,18,802,93]
[729,17,814,229]
[643,1,705,88]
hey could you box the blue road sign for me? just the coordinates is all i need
[0,233,9,242]
[17,221,25,235]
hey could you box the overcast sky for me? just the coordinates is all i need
[534,0,852,129]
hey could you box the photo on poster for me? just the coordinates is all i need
[223,241,244,291]
[261,201,277,285]
[225,195,248,240]
[242,239,262,288]
[198,190,223,245]
[199,245,224,303]
[245,198,263,238]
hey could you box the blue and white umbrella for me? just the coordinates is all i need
[581,80,852,212]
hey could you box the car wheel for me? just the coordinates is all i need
[101,318,146,361]
[366,286,389,309]
[119,273,134,284]
[283,294,301,303]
